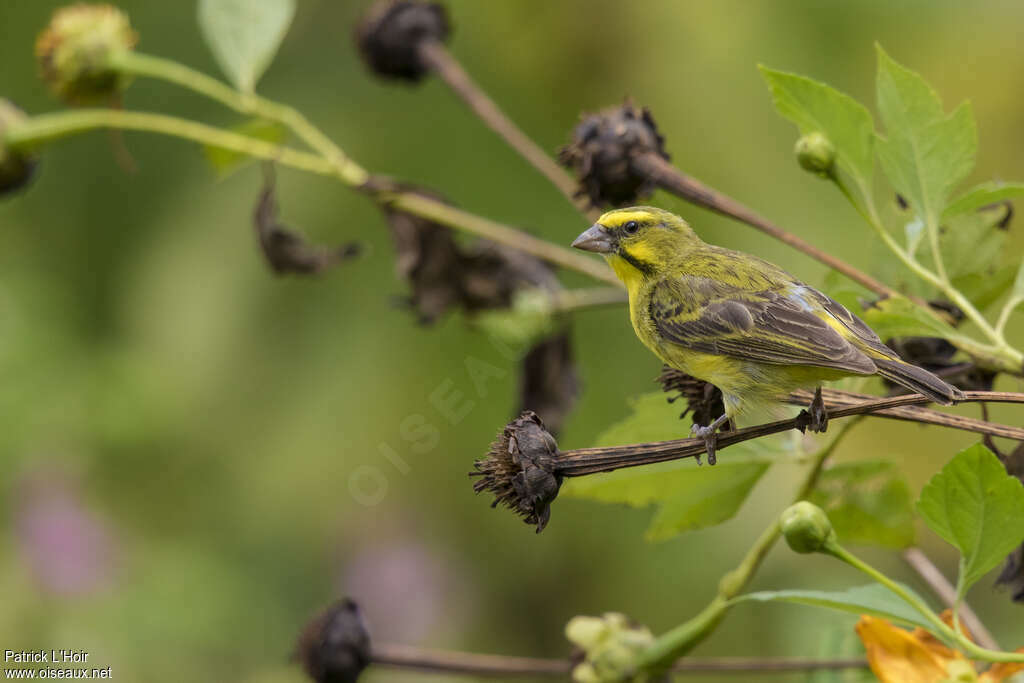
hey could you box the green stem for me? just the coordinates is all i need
[826,543,1024,664]
[109,51,368,185]
[385,192,621,286]
[550,286,627,313]
[995,295,1022,338]
[103,51,622,286]
[834,178,1023,371]
[4,108,617,285]
[631,419,858,677]
[5,109,336,176]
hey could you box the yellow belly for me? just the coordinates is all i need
[648,332,850,419]
[624,271,854,420]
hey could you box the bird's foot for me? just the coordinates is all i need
[690,414,729,465]
[795,387,829,434]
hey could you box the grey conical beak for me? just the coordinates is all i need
[571,224,616,253]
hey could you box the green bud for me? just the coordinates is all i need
[780,501,836,554]
[0,100,37,197]
[794,131,836,178]
[36,4,137,104]
[565,616,609,652]
[566,613,657,683]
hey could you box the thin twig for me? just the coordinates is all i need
[789,388,1024,441]
[417,40,599,221]
[556,391,1024,477]
[370,642,867,677]
[902,548,1001,651]
[632,152,905,301]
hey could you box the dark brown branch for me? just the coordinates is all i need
[371,642,867,677]
[557,391,1024,477]
[631,152,908,302]
[789,388,1024,441]
[902,547,1001,651]
[417,40,599,221]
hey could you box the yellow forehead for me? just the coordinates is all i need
[598,209,658,228]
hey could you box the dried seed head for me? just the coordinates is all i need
[355,0,450,82]
[375,180,558,323]
[471,411,562,532]
[36,4,137,104]
[559,100,669,208]
[0,100,38,198]
[254,168,362,275]
[656,366,728,429]
[295,598,371,683]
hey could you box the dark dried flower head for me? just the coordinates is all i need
[471,411,562,532]
[656,366,728,429]
[519,332,579,435]
[381,187,464,322]
[356,0,450,82]
[296,598,371,683]
[375,179,558,322]
[255,169,362,275]
[558,100,669,207]
[0,100,38,197]
[36,4,137,104]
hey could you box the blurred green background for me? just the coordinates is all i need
[1,1,1023,681]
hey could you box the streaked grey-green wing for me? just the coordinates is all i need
[649,276,876,374]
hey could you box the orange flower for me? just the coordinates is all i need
[855,612,1024,682]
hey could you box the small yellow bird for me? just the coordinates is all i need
[572,206,963,464]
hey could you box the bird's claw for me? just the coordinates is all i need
[690,423,719,466]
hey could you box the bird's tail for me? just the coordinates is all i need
[872,357,965,406]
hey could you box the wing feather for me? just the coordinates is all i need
[649,277,877,374]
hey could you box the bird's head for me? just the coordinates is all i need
[571,206,700,285]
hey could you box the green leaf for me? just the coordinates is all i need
[952,264,1017,311]
[198,0,296,93]
[916,443,1024,598]
[940,205,1010,282]
[472,288,556,351]
[202,118,287,177]
[944,181,1024,218]
[737,584,934,631]
[809,461,914,548]
[904,217,925,255]
[875,45,977,231]
[561,393,788,541]
[858,296,962,341]
[759,66,875,188]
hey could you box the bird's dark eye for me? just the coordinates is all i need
[623,220,640,235]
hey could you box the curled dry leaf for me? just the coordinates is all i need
[254,169,361,275]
